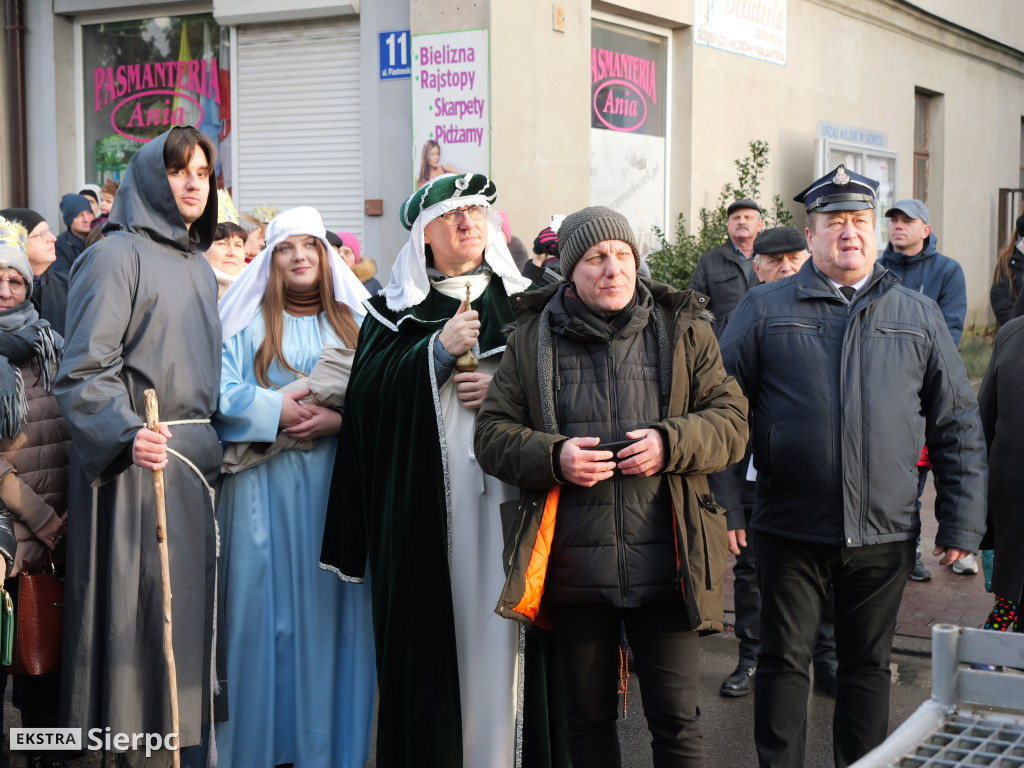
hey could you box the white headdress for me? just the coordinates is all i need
[381,177,531,312]
[219,206,369,341]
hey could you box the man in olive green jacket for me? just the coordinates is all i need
[475,205,747,767]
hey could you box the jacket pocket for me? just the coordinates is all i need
[499,499,525,574]
[696,493,728,590]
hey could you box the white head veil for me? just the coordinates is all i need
[219,205,369,341]
[381,186,532,312]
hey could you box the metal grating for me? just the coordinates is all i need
[891,713,1024,767]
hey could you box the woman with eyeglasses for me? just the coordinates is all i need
[1,209,65,337]
[0,216,70,768]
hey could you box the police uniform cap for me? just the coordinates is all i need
[793,165,879,213]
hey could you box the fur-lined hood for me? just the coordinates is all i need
[352,255,377,284]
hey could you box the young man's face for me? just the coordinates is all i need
[887,212,931,255]
[166,147,211,228]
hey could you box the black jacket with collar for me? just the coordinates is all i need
[689,241,758,337]
[719,260,987,551]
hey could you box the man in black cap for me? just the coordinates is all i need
[719,165,987,767]
[690,198,764,335]
[717,226,838,700]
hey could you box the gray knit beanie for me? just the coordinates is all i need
[558,206,639,278]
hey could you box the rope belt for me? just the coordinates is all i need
[162,418,220,765]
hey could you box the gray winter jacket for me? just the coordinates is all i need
[720,260,987,552]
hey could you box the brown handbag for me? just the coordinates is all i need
[6,552,63,676]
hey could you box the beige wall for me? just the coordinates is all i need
[681,0,1024,324]
[908,0,1024,52]
[488,1,591,240]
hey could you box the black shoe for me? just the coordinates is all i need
[720,664,756,697]
[909,552,932,582]
[814,665,837,696]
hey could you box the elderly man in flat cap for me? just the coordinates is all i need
[690,198,765,334]
[719,165,987,767]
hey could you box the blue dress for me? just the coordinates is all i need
[214,311,375,768]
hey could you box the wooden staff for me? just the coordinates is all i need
[144,388,180,768]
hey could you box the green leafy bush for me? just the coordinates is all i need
[648,140,794,290]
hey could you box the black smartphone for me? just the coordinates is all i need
[583,438,642,457]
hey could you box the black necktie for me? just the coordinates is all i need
[839,286,855,302]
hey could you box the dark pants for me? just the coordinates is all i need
[753,533,915,768]
[734,517,837,669]
[548,601,704,768]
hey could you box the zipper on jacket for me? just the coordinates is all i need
[608,344,629,602]
[509,501,531,568]
[876,326,926,339]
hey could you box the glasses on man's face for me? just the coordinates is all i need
[0,276,27,292]
[27,228,53,240]
[438,205,487,226]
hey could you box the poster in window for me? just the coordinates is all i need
[83,14,231,186]
[410,29,490,192]
[590,21,667,258]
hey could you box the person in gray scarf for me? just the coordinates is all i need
[0,215,70,768]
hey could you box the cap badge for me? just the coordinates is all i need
[833,165,850,186]
[454,177,469,190]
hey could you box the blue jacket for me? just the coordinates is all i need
[719,260,986,552]
[879,232,966,346]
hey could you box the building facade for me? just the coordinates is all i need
[2,0,1022,322]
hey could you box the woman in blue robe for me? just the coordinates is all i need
[213,206,374,768]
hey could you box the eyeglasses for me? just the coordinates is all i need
[27,228,53,240]
[438,205,487,226]
[0,276,27,292]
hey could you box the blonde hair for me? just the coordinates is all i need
[254,238,360,387]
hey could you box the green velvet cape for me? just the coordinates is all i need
[321,280,570,768]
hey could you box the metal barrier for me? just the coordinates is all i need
[851,624,1024,767]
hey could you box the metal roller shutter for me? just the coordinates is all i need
[234,19,363,237]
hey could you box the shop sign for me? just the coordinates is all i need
[590,21,668,258]
[410,29,489,190]
[694,0,787,66]
[82,15,230,184]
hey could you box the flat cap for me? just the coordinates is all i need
[754,226,807,255]
[727,198,762,217]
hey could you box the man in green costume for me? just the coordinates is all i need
[320,173,568,768]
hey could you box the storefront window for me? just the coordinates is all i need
[82,14,231,186]
[590,19,668,257]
